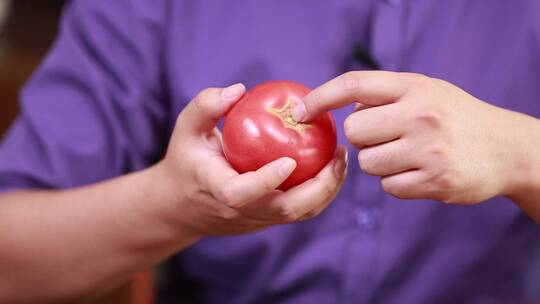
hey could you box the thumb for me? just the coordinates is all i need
[178,83,245,135]
[215,157,297,208]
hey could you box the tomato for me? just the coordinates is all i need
[222,80,337,190]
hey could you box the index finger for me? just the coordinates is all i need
[294,71,414,122]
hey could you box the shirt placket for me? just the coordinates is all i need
[341,1,405,303]
[341,174,384,304]
[370,0,405,71]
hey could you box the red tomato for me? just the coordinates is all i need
[222,80,337,190]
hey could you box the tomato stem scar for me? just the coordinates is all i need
[267,99,311,132]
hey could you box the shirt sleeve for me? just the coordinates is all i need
[0,0,170,192]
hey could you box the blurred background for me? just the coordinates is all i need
[0,1,153,303]
[0,0,64,136]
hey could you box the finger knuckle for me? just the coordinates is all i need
[380,178,395,193]
[432,186,459,204]
[430,171,459,191]
[185,187,202,205]
[343,116,357,141]
[216,185,239,208]
[358,151,371,172]
[218,208,238,220]
[342,71,362,91]
[192,95,211,117]
[279,206,300,223]
[404,72,431,86]
[427,142,449,162]
[317,178,335,199]
[381,178,408,199]
[414,104,444,129]
[432,77,453,90]
[259,176,276,193]
[196,88,217,101]
[192,88,218,113]
[301,208,323,220]
[308,90,324,113]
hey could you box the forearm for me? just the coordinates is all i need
[502,109,540,223]
[0,164,198,303]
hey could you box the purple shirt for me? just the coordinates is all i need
[1,1,540,303]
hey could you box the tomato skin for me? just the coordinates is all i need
[222,80,337,190]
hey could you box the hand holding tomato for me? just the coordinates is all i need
[155,83,347,238]
[223,81,337,190]
[295,71,532,205]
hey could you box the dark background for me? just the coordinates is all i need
[0,0,64,137]
[0,1,154,303]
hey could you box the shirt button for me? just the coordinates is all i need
[384,0,401,5]
[355,210,378,231]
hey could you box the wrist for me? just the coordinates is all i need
[498,109,540,200]
[140,162,203,245]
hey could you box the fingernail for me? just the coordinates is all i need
[333,158,345,179]
[334,147,348,178]
[221,83,244,102]
[292,102,307,122]
[278,158,296,178]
